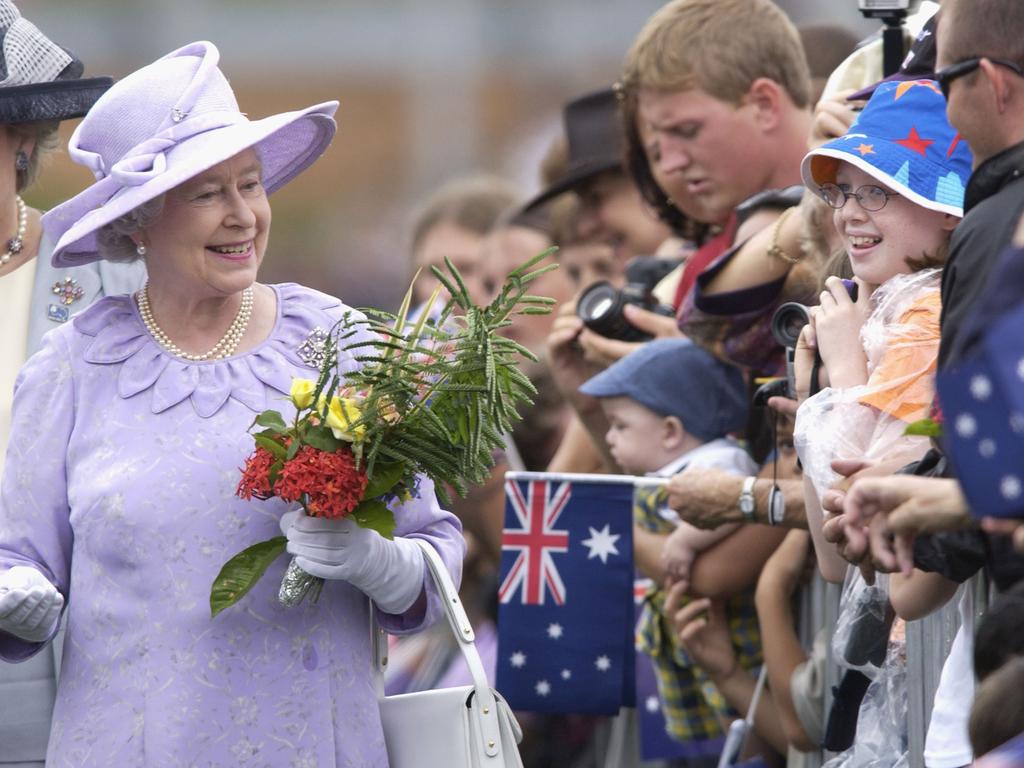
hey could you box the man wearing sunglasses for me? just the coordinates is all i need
[934,0,1024,365]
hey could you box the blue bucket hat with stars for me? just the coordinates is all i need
[801,79,973,217]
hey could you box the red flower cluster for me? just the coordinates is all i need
[274,445,370,518]
[236,446,276,500]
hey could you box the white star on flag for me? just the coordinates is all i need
[581,524,620,564]
[547,623,564,639]
[1012,412,1024,434]
[509,651,526,668]
[595,655,611,672]
[970,375,992,401]
[535,679,551,697]
[645,695,660,714]
[561,669,572,680]
[955,414,977,438]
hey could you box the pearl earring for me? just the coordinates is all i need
[136,243,147,256]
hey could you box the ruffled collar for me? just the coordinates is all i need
[74,283,343,418]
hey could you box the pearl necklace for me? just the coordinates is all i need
[136,283,254,361]
[0,195,27,265]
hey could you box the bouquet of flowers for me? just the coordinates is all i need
[210,251,556,616]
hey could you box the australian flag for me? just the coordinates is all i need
[496,472,635,715]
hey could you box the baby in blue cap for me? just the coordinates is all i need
[580,338,755,585]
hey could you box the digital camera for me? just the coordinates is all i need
[575,256,678,342]
[770,279,858,396]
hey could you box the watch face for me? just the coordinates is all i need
[768,486,784,525]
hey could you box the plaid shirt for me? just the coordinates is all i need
[634,484,763,744]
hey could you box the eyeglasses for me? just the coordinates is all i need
[935,56,1024,99]
[820,183,900,212]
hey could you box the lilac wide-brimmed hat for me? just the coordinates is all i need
[42,41,338,267]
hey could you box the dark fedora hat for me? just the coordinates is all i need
[0,0,112,124]
[522,86,624,212]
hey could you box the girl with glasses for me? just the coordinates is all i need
[794,79,974,767]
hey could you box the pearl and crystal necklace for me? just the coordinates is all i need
[136,282,254,362]
[0,195,27,265]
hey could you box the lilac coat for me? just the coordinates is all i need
[0,283,465,767]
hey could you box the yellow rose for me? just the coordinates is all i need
[290,378,316,410]
[325,396,365,442]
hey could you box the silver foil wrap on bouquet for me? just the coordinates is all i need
[278,557,324,607]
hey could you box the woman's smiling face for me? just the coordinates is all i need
[140,148,271,297]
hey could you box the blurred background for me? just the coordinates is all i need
[23,0,875,310]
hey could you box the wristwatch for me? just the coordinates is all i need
[739,476,757,523]
[768,484,785,526]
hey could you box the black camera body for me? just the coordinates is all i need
[770,280,858,396]
[575,256,678,342]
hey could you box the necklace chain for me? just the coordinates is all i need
[0,195,27,266]
[136,283,254,362]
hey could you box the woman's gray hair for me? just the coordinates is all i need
[95,196,166,263]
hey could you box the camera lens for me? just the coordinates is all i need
[771,302,812,349]
[576,281,653,342]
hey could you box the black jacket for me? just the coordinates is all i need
[939,140,1024,368]
[913,141,1024,588]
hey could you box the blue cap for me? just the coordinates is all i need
[802,79,973,217]
[579,338,748,442]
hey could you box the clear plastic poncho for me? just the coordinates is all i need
[794,268,942,500]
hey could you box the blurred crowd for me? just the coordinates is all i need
[386,0,1024,765]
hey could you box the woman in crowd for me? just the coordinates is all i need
[0,41,463,767]
[0,4,144,766]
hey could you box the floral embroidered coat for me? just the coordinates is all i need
[0,283,465,768]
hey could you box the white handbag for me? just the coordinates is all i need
[375,538,524,768]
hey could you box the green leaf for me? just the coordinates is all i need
[904,418,943,437]
[210,536,287,617]
[507,245,558,277]
[254,434,287,460]
[255,410,288,432]
[303,425,344,452]
[351,499,397,539]
[364,460,407,499]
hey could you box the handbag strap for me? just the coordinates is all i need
[373,537,504,759]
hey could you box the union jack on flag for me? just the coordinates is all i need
[498,479,571,606]
[497,472,635,715]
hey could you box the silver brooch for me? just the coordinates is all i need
[297,328,329,369]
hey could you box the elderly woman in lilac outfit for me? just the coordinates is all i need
[0,42,464,767]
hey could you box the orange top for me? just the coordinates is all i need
[859,291,941,422]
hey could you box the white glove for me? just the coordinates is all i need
[0,566,64,643]
[280,510,425,614]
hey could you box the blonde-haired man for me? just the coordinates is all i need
[622,0,813,227]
